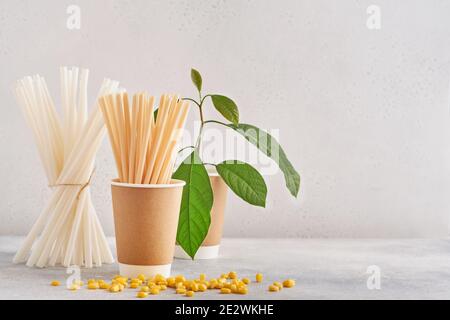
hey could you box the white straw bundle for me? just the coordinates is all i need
[100,92,190,184]
[13,67,118,268]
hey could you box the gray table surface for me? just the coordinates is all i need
[1,236,449,300]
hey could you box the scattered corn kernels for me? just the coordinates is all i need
[273,282,283,290]
[268,284,279,292]
[154,274,166,283]
[140,286,150,292]
[137,274,146,282]
[73,280,84,286]
[176,282,185,289]
[230,284,238,293]
[99,282,111,290]
[238,286,248,295]
[186,290,194,297]
[198,284,207,292]
[136,291,148,298]
[220,288,232,294]
[68,284,79,291]
[50,280,60,286]
[176,288,187,294]
[228,271,237,279]
[256,273,263,283]
[109,285,120,293]
[175,275,186,283]
[150,287,160,295]
[87,282,99,290]
[199,274,206,281]
[130,282,139,289]
[283,279,296,288]
[160,284,167,291]
[242,278,251,285]
[167,277,176,287]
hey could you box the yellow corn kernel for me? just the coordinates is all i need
[220,288,232,294]
[224,282,232,289]
[109,285,120,293]
[230,284,238,293]
[256,273,263,283]
[273,282,283,290]
[137,274,146,282]
[167,277,176,287]
[228,271,237,279]
[113,275,121,280]
[99,282,111,290]
[87,278,96,284]
[216,282,224,289]
[199,273,206,281]
[150,287,160,295]
[176,282,185,289]
[131,278,141,283]
[147,281,156,288]
[242,278,251,285]
[176,288,187,294]
[183,281,191,289]
[198,283,207,292]
[157,280,167,286]
[72,280,84,287]
[191,282,199,292]
[50,280,60,286]
[87,282,99,290]
[238,286,248,295]
[283,279,296,288]
[220,273,228,279]
[118,283,125,291]
[130,282,139,289]
[140,286,150,292]
[186,290,194,297]
[68,284,79,291]
[218,278,227,284]
[268,284,279,292]
[160,284,167,291]
[136,291,148,298]
[116,277,127,285]
[154,274,165,282]
[175,275,186,283]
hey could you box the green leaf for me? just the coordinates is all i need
[172,150,213,259]
[191,68,202,92]
[211,95,239,125]
[216,160,267,207]
[228,123,300,197]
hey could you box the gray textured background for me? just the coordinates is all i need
[1,0,450,237]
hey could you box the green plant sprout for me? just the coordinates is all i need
[172,68,300,259]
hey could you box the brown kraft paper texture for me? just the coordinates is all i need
[111,179,184,266]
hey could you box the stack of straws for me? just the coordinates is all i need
[13,67,116,268]
[100,93,190,184]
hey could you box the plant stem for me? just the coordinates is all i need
[182,97,200,108]
[204,120,228,127]
[178,145,195,153]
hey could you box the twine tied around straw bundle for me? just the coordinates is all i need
[48,168,95,199]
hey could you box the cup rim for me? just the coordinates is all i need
[111,178,186,189]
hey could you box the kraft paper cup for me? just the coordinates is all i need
[174,172,228,259]
[111,179,185,278]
